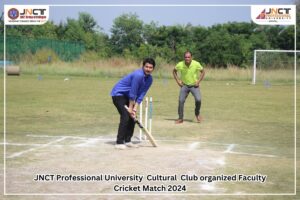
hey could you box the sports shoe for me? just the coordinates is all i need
[175,119,183,124]
[196,115,203,123]
[115,144,127,150]
[125,142,139,148]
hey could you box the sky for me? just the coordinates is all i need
[1,0,296,34]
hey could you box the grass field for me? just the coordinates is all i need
[0,65,299,199]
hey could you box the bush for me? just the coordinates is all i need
[79,51,102,62]
[20,48,60,64]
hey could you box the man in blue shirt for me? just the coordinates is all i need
[111,58,156,150]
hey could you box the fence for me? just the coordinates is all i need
[0,34,85,62]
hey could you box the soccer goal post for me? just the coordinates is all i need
[252,49,299,85]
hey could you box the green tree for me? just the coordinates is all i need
[93,32,111,57]
[56,22,67,40]
[296,0,300,49]
[83,32,110,55]
[223,22,256,36]
[110,13,144,55]
[198,26,247,67]
[63,18,85,41]
[165,25,188,61]
[143,21,160,45]
[264,26,294,50]
[143,24,193,62]
[78,12,98,33]
[198,28,227,67]
[190,26,209,61]
[31,21,58,39]
[0,12,3,35]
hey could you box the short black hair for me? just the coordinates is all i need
[184,50,193,57]
[143,58,156,68]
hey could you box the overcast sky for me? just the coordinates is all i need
[1,0,295,34]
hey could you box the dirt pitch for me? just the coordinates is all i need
[2,133,280,199]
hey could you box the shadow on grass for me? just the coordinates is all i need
[105,140,141,146]
[164,118,194,123]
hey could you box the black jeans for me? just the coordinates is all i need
[112,96,136,144]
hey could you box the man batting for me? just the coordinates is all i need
[111,58,156,150]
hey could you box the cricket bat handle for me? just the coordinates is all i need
[124,105,142,127]
[124,105,158,147]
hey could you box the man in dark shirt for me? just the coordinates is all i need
[111,58,156,150]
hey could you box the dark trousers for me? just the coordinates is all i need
[112,96,136,144]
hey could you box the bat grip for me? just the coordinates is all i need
[124,105,143,128]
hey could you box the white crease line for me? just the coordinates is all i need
[75,137,105,147]
[157,139,274,149]
[0,143,44,147]
[3,142,278,158]
[1,143,96,148]
[215,157,226,166]
[224,144,235,153]
[26,134,59,138]
[26,134,115,141]
[200,182,216,192]
[7,137,67,159]
[24,135,278,157]
[227,151,277,158]
[188,142,200,150]
[197,156,226,167]
[156,147,195,152]
[27,134,88,140]
[25,135,274,150]
[1,143,67,147]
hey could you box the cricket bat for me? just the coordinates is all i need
[124,105,158,147]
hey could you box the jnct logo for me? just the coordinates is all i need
[256,9,266,19]
[20,9,47,16]
[266,8,291,14]
[5,5,49,25]
[19,8,47,19]
[256,8,292,20]
[251,5,295,25]
[8,8,19,20]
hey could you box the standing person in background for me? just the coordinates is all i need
[111,58,156,150]
[173,51,205,124]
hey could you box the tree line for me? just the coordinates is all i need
[1,10,299,68]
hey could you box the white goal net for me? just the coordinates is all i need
[252,50,299,84]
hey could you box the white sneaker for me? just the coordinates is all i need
[115,144,127,150]
[125,142,139,148]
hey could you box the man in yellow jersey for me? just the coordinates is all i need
[173,51,205,124]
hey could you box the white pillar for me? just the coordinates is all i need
[139,101,143,141]
[144,97,149,140]
[252,50,257,85]
[149,97,153,134]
